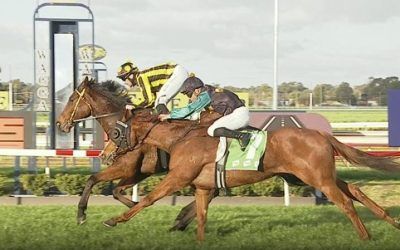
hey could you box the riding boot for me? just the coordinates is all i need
[213,127,251,150]
[155,104,169,114]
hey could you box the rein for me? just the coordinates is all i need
[112,116,161,157]
[130,119,199,152]
[131,119,161,150]
[73,112,120,122]
[168,121,201,151]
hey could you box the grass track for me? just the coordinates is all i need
[308,110,387,123]
[0,205,399,250]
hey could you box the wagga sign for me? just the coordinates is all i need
[79,44,107,61]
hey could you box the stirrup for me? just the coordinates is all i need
[239,133,251,150]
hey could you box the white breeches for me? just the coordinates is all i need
[155,64,189,106]
[207,106,250,136]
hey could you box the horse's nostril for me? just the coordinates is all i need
[56,121,61,128]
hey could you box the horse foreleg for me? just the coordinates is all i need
[195,188,211,242]
[112,173,150,208]
[169,188,218,232]
[103,172,192,227]
[337,179,400,229]
[77,166,127,225]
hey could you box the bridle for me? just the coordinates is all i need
[67,87,93,126]
[66,87,120,125]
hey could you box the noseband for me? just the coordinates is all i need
[67,88,93,125]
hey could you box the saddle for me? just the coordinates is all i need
[215,127,267,194]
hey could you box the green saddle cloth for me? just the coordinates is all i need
[225,130,267,171]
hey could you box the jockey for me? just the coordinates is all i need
[158,75,251,150]
[117,61,189,114]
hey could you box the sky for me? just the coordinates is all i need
[0,0,399,88]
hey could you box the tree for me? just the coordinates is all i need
[335,82,354,105]
[313,84,335,105]
[278,82,309,107]
[361,77,400,105]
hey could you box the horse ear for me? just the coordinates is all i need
[84,76,89,83]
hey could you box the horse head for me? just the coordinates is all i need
[56,77,95,132]
[56,76,128,133]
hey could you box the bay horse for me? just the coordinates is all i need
[56,77,218,229]
[102,108,400,241]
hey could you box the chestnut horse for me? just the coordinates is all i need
[102,108,400,241]
[56,77,218,229]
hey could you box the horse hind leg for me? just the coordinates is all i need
[336,179,400,229]
[319,180,371,240]
[195,188,211,242]
[296,168,371,240]
[169,188,218,232]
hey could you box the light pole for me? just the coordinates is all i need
[8,65,12,111]
[320,85,323,105]
[272,0,279,110]
[272,0,289,206]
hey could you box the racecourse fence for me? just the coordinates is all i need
[1,143,399,206]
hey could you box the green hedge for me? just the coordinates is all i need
[20,174,53,196]
[18,174,110,196]
[54,174,110,195]
[54,174,87,195]
[8,174,313,197]
[0,174,7,195]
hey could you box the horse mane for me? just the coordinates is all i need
[131,108,220,127]
[90,80,131,107]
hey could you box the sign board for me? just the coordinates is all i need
[388,89,400,146]
[236,92,249,106]
[0,91,9,110]
[35,49,50,111]
[0,111,35,149]
[79,44,107,61]
[0,117,24,148]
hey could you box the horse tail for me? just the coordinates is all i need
[322,132,400,172]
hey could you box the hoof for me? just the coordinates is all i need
[103,219,117,228]
[77,213,87,225]
[168,221,188,232]
[394,218,400,228]
[168,225,179,232]
[77,217,87,225]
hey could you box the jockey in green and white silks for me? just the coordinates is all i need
[158,75,251,150]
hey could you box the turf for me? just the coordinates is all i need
[309,110,387,123]
[0,205,399,250]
